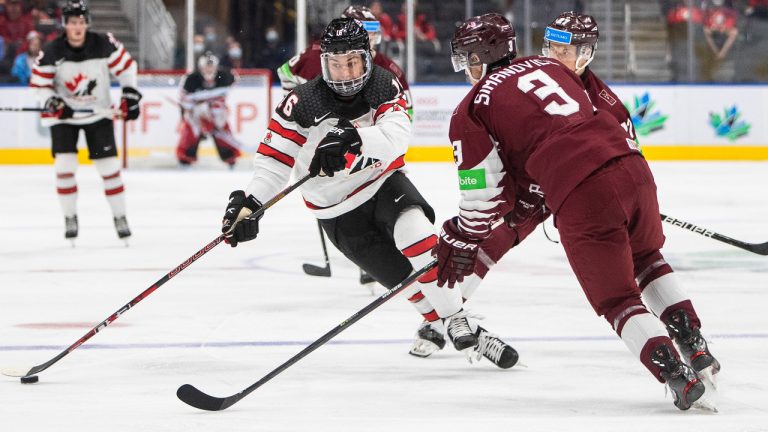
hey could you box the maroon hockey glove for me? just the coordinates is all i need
[44,96,74,119]
[222,190,263,247]
[120,87,143,121]
[308,117,362,178]
[434,217,481,288]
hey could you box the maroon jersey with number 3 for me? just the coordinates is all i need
[448,56,639,239]
[581,67,637,142]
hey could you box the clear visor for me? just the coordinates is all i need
[542,41,595,72]
[321,49,372,96]
[451,49,469,72]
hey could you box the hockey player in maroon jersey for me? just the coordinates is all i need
[30,0,141,244]
[542,11,637,141]
[277,5,413,118]
[434,13,719,410]
[175,52,242,168]
[221,18,518,369]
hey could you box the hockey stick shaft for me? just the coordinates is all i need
[317,220,331,268]
[660,213,768,256]
[177,258,438,411]
[2,174,311,379]
[0,106,94,113]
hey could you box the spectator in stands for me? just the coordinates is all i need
[736,0,768,81]
[391,2,441,55]
[369,1,394,42]
[220,36,243,69]
[11,29,41,83]
[698,0,739,81]
[1,0,35,52]
[31,4,61,43]
[257,26,291,82]
[665,0,706,81]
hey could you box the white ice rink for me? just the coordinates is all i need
[1,162,767,432]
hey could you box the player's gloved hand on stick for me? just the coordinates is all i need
[44,96,74,119]
[222,190,263,247]
[309,117,362,178]
[120,87,143,121]
[434,217,481,288]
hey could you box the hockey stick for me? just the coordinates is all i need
[302,220,332,277]
[0,106,95,113]
[660,213,768,256]
[177,258,438,411]
[1,174,311,380]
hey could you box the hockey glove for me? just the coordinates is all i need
[44,96,74,119]
[120,87,143,121]
[222,190,263,247]
[434,217,481,288]
[308,117,362,178]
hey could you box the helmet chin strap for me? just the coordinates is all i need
[574,45,596,75]
[465,64,488,85]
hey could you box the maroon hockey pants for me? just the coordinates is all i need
[555,155,671,328]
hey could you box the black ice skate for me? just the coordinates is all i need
[114,216,131,240]
[474,327,519,369]
[665,310,721,377]
[651,344,706,411]
[445,311,479,352]
[409,320,446,358]
[65,215,78,244]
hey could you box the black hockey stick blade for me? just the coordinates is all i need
[302,262,331,277]
[177,259,437,411]
[660,213,768,256]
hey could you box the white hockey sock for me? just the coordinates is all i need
[619,312,670,359]
[54,154,78,217]
[394,206,463,319]
[93,157,126,217]
[641,273,690,318]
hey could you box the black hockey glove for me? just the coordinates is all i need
[222,190,263,247]
[44,96,74,119]
[120,87,143,121]
[308,117,362,178]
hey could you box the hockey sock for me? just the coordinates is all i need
[93,157,126,217]
[394,206,463,318]
[619,312,679,383]
[54,153,78,217]
[641,272,700,329]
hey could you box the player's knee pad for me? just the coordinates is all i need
[54,153,78,174]
[92,156,121,177]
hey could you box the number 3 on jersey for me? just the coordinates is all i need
[517,69,579,116]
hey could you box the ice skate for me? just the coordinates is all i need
[114,215,131,245]
[445,311,479,353]
[651,344,711,411]
[409,320,446,358]
[473,327,519,369]
[665,309,721,388]
[64,215,78,246]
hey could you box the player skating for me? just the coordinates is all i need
[176,52,242,168]
[434,13,719,410]
[30,0,141,245]
[221,17,518,369]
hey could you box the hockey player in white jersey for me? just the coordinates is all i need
[29,0,141,243]
[220,18,518,368]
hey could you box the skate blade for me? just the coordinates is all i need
[121,238,130,247]
[692,395,718,413]
[68,239,76,248]
[699,365,719,390]
[409,340,441,358]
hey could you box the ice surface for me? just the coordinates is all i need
[1,162,766,431]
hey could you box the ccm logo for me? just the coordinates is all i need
[440,231,477,250]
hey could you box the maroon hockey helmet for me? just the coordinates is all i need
[542,12,599,73]
[451,13,516,81]
[62,0,90,25]
[341,5,382,46]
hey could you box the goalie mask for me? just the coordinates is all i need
[542,11,599,75]
[198,51,219,82]
[451,13,517,84]
[62,0,90,25]
[341,5,382,47]
[320,18,373,97]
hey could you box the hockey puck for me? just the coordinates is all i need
[20,375,39,384]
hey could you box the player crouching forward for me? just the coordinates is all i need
[31,0,140,244]
[436,13,718,410]
[220,18,517,368]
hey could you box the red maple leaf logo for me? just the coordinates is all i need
[65,74,87,93]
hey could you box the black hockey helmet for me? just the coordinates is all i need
[62,0,90,25]
[451,13,516,83]
[319,18,373,96]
